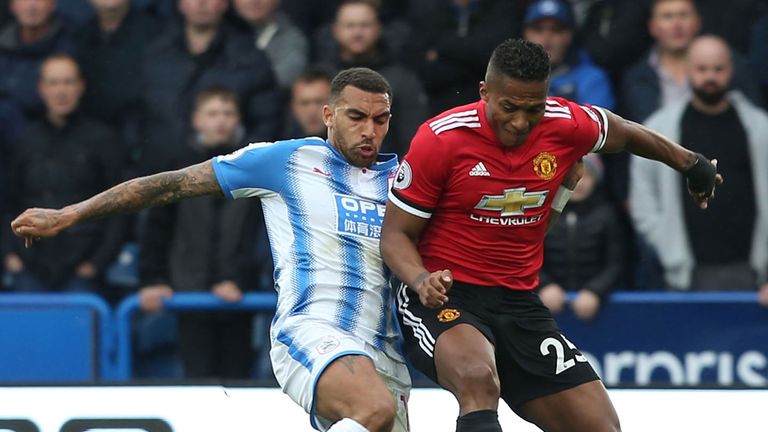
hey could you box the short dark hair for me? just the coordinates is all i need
[294,66,334,87]
[194,85,239,111]
[487,38,551,82]
[329,67,393,105]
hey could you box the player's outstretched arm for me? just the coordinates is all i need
[380,202,452,308]
[11,160,223,245]
[600,109,723,209]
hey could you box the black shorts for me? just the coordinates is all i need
[395,279,599,412]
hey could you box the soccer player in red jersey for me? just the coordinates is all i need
[380,39,722,431]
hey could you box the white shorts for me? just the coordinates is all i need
[270,317,411,431]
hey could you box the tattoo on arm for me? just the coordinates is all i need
[68,160,223,224]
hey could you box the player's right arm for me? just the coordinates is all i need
[380,202,452,308]
[11,160,222,245]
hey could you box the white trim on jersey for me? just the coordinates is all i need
[544,102,573,120]
[388,190,432,219]
[591,106,609,153]
[579,105,609,152]
[543,112,572,119]
[432,120,482,135]
[544,105,570,114]
[397,283,436,358]
[428,109,478,129]
[231,186,276,199]
[429,109,482,135]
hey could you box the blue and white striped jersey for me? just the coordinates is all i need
[212,137,404,362]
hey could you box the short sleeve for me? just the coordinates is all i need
[212,140,298,199]
[388,124,449,218]
[562,99,609,155]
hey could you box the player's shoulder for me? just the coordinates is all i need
[417,101,483,141]
[539,97,605,130]
[217,137,326,163]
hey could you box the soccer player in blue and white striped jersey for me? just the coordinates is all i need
[11,68,410,432]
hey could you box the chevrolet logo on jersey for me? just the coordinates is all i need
[474,188,548,216]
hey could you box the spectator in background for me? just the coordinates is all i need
[2,54,124,293]
[0,96,24,153]
[695,0,767,56]
[523,0,616,109]
[621,0,763,124]
[140,0,280,175]
[405,0,516,115]
[538,154,624,321]
[0,97,24,277]
[630,36,768,293]
[281,67,332,139]
[232,0,308,90]
[0,0,76,118]
[74,0,163,177]
[750,14,768,102]
[315,0,428,156]
[138,87,258,380]
[579,0,653,83]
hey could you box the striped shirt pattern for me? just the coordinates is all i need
[212,138,404,364]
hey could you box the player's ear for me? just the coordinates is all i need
[479,81,489,102]
[322,104,333,127]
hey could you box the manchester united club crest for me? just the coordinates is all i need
[437,308,461,323]
[533,152,557,180]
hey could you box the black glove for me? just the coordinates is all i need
[684,153,717,197]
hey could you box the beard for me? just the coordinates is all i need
[692,82,728,106]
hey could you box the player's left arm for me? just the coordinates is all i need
[546,159,584,233]
[599,108,723,209]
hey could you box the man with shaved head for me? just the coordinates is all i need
[630,35,768,300]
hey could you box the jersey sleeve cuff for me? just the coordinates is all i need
[211,156,234,200]
[388,190,432,219]
[590,106,609,153]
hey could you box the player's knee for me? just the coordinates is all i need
[355,393,396,432]
[450,362,500,400]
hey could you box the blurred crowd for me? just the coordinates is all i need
[1,0,767,380]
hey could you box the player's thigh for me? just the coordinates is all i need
[487,290,600,411]
[518,380,620,432]
[314,354,394,421]
[395,279,496,387]
[434,323,499,395]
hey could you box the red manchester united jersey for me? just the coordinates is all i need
[389,98,608,290]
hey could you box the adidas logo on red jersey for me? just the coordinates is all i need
[469,162,490,177]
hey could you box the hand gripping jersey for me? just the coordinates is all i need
[212,137,404,362]
[389,98,608,290]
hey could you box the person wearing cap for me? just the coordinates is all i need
[523,0,616,109]
[538,153,625,321]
